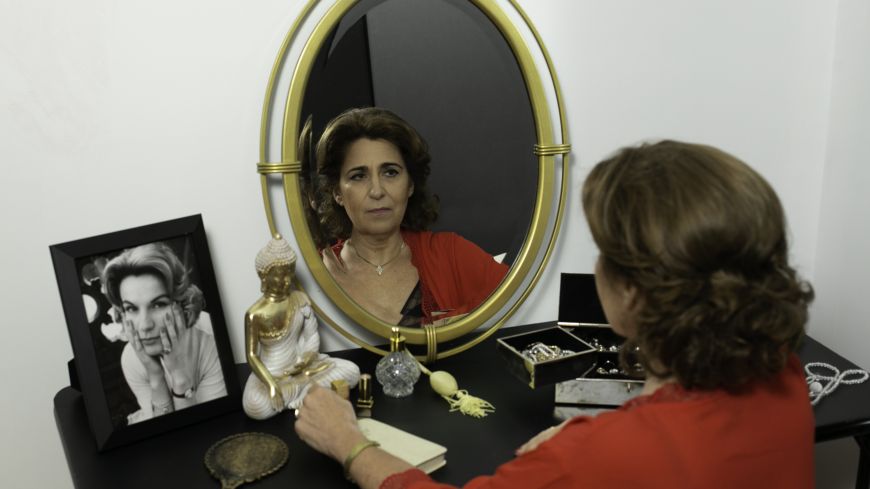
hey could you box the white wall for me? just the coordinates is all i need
[0,0,859,487]
[811,1,870,487]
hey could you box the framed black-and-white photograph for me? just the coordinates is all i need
[50,215,240,451]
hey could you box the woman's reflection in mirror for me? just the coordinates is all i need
[309,107,507,326]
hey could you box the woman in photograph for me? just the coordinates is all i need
[102,242,227,424]
[293,140,815,488]
[314,107,508,326]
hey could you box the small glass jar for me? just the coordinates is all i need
[375,327,420,398]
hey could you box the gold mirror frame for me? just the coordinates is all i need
[257,0,569,361]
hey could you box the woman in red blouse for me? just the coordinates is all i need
[308,107,507,326]
[294,140,816,489]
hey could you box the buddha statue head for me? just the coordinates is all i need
[255,235,297,296]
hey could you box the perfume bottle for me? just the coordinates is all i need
[375,327,421,398]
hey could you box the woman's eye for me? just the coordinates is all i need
[349,172,366,181]
[123,305,137,314]
[383,168,400,177]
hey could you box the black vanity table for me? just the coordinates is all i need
[54,323,870,488]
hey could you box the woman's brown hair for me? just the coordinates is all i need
[582,140,813,391]
[314,107,439,241]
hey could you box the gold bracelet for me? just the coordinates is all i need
[343,439,380,481]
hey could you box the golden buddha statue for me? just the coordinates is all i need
[242,235,360,420]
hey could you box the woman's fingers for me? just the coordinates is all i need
[294,385,362,460]
[170,303,186,336]
[515,423,563,456]
[124,319,143,351]
[162,303,188,354]
[124,317,164,376]
[173,302,187,328]
[160,328,172,354]
[164,309,178,345]
[515,430,546,455]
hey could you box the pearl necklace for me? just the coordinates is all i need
[805,362,868,406]
[351,241,405,276]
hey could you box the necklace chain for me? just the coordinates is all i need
[352,241,405,276]
[805,362,869,406]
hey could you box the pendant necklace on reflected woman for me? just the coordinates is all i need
[351,241,405,276]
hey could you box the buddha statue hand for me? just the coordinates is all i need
[282,351,320,377]
[268,378,285,412]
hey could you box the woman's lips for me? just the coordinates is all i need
[367,207,392,216]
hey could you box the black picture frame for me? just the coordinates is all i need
[50,214,240,451]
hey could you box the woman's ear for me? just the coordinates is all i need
[409,182,414,197]
[333,191,343,206]
[623,283,641,313]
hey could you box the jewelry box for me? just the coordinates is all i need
[555,324,644,406]
[496,326,596,389]
[552,273,644,407]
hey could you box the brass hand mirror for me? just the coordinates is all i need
[204,432,289,489]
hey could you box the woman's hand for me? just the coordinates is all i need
[294,385,367,462]
[515,419,570,456]
[122,317,164,378]
[160,303,197,394]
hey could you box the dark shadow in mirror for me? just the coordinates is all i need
[300,18,376,249]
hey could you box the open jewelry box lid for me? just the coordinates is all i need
[553,273,645,406]
[557,273,608,327]
[496,326,596,389]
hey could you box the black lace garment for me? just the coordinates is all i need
[398,282,425,326]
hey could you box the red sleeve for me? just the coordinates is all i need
[450,234,509,304]
[379,358,814,489]
[412,232,508,318]
[378,448,574,489]
[380,469,442,489]
[378,420,591,489]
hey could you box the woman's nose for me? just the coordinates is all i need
[368,176,384,198]
[137,314,157,333]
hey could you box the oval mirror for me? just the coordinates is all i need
[299,0,537,263]
[257,0,570,361]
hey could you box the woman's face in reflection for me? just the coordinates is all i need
[334,138,414,237]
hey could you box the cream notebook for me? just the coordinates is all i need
[357,418,447,474]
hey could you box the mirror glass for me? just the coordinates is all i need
[298,0,538,323]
